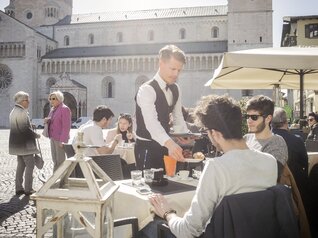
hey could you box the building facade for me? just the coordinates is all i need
[0,0,273,128]
[282,15,318,117]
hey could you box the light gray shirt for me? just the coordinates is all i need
[168,149,278,238]
[244,133,288,165]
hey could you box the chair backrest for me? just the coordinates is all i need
[114,217,139,238]
[203,185,299,238]
[279,164,311,238]
[63,143,76,158]
[75,154,124,181]
[305,140,318,152]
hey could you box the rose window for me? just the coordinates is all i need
[0,64,12,93]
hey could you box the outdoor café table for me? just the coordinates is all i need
[113,178,198,237]
[113,144,136,164]
[308,152,318,174]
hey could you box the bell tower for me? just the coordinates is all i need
[227,0,273,51]
[4,0,73,28]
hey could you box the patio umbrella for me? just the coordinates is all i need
[205,47,318,118]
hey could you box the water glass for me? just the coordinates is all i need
[143,169,154,184]
[131,170,142,186]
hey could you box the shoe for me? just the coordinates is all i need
[15,190,25,196]
[24,189,36,196]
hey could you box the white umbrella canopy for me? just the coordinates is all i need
[205,47,318,117]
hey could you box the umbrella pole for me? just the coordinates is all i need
[300,70,304,119]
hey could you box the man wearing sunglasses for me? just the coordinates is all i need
[306,112,318,141]
[244,95,288,178]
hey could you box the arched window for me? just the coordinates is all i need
[102,76,115,98]
[117,32,123,42]
[135,75,149,93]
[88,34,94,45]
[179,28,186,39]
[64,36,70,46]
[211,27,219,38]
[46,77,56,94]
[148,30,154,41]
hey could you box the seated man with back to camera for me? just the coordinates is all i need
[73,105,122,156]
[144,95,278,238]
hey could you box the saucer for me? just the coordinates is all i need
[184,158,204,163]
[170,175,193,181]
[176,176,194,181]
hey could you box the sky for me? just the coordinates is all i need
[1,0,318,47]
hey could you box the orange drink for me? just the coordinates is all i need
[163,155,177,177]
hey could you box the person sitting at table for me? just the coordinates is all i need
[104,113,136,145]
[144,94,278,238]
[271,108,310,219]
[73,105,122,156]
[306,112,318,141]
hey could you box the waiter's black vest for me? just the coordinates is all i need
[135,79,179,140]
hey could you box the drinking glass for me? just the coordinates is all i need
[131,170,142,186]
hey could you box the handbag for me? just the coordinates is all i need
[34,154,44,169]
[42,123,49,137]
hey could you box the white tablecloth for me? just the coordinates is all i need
[113,178,197,237]
[113,146,136,165]
[308,152,318,174]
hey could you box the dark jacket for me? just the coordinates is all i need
[9,104,39,155]
[307,123,318,141]
[202,185,299,238]
[272,128,308,192]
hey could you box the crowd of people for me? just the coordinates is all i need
[8,44,318,238]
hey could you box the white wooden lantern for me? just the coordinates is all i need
[32,132,119,238]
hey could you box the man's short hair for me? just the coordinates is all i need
[308,112,318,122]
[159,45,186,64]
[272,107,288,129]
[246,95,274,117]
[93,105,114,122]
[14,91,29,104]
[194,95,242,139]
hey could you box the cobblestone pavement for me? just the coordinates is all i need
[0,129,77,238]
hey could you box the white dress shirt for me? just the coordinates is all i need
[136,72,188,146]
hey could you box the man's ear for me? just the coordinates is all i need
[265,114,273,125]
[211,129,222,141]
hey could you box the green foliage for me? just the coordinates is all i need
[238,97,249,135]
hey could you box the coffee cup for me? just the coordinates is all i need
[177,170,189,180]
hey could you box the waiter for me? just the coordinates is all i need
[135,45,189,170]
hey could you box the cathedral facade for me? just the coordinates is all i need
[0,0,273,127]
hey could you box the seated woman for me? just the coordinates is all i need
[105,113,136,145]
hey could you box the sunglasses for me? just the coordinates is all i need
[49,97,57,101]
[119,113,131,119]
[243,114,265,121]
[307,118,314,122]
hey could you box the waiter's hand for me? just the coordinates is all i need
[164,139,185,162]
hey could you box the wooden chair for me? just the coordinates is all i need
[114,217,139,238]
